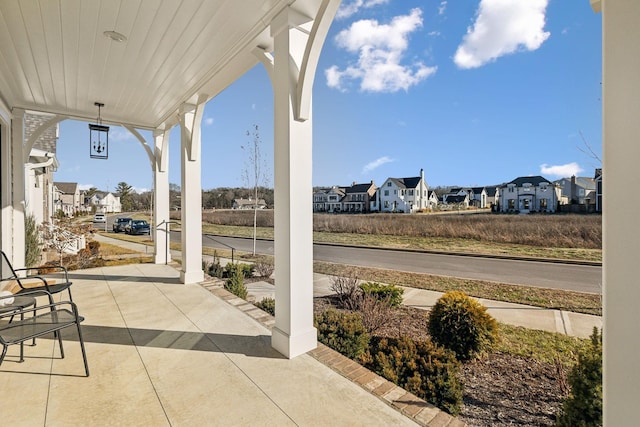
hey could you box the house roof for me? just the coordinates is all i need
[506,176,552,187]
[53,182,78,194]
[345,183,374,194]
[445,195,468,203]
[388,176,421,189]
[485,187,498,197]
[0,0,330,130]
[471,187,485,193]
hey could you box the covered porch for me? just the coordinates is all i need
[0,0,339,359]
[0,262,424,426]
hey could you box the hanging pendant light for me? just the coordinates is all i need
[89,102,109,159]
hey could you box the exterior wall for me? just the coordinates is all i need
[378,180,407,212]
[499,183,560,213]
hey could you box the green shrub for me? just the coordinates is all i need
[555,328,602,427]
[255,297,275,316]
[428,290,498,361]
[363,336,463,415]
[359,282,404,307]
[315,309,370,359]
[25,213,40,267]
[223,262,254,279]
[224,267,248,299]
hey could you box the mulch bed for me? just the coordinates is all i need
[313,296,567,426]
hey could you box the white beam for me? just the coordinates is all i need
[269,7,316,359]
[601,0,640,424]
[153,128,171,265]
[178,104,204,284]
[10,108,26,267]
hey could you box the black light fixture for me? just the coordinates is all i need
[89,102,109,159]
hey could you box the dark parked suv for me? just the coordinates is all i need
[112,217,132,233]
[125,219,151,235]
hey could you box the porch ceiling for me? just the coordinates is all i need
[0,0,320,130]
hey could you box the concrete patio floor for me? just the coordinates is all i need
[0,262,460,426]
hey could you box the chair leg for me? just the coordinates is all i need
[56,330,65,359]
[0,344,7,366]
[75,323,89,377]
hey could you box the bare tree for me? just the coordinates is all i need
[577,130,602,165]
[241,124,269,255]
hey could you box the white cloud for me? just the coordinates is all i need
[540,162,583,178]
[109,128,134,141]
[336,0,389,20]
[204,117,214,126]
[438,1,447,16]
[454,0,550,69]
[428,31,441,37]
[326,8,437,93]
[362,156,394,174]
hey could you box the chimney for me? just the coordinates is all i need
[420,168,424,181]
[571,175,577,203]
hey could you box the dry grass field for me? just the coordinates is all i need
[196,210,602,261]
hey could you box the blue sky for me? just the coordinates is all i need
[54,0,602,193]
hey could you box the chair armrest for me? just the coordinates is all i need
[0,298,79,322]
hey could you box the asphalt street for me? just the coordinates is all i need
[176,232,602,294]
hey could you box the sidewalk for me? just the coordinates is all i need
[93,234,602,339]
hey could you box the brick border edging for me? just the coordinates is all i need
[199,279,466,427]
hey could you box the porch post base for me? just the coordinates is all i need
[180,269,204,284]
[271,326,317,359]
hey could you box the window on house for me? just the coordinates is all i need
[408,189,414,196]
[540,198,547,209]
[523,199,530,209]
[508,199,515,209]
[387,182,392,187]
[384,201,389,208]
[394,190,397,195]
[384,190,389,196]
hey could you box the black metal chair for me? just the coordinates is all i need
[0,250,73,303]
[0,290,89,376]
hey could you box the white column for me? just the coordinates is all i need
[178,103,204,284]
[270,9,317,359]
[0,113,13,259]
[10,108,26,267]
[153,128,171,264]
[600,0,640,424]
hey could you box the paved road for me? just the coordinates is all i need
[174,232,602,294]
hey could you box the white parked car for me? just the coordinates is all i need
[93,213,106,223]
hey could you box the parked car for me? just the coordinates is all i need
[125,219,151,235]
[93,213,106,223]
[112,217,132,233]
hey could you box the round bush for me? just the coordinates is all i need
[364,336,463,415]
[428,290,498,361]
[314,309,370,359]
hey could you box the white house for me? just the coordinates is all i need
[53,182,82,217]
[470,187,488,208]
[233,198,267,209]
[485,186,500,210]
[377,169,429,213]
[427,191,439,210]
[554,176,596,206]
[87,192,122,213]
[498,176,561,213]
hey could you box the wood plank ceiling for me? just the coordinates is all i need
[0,0,320,129]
